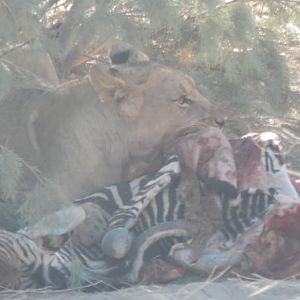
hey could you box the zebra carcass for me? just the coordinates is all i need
[1,129,300,290]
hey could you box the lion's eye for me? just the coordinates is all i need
[177,96,192,107]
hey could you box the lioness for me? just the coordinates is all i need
[0,48,222,204]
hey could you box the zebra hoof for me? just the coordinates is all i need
[101,228,133,259]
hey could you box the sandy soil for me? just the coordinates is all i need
[1,278,300,300]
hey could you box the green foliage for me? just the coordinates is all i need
[0,63,14,101]
[0,0,42,45]
[229,3,256,45]
[0,146,23,201]
[0,145,68,229]
[0,146,24,230]
[19,179,69,226]
[0,1,296,91]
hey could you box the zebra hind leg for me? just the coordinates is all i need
[123,220,192,284]
[102,155,181,259]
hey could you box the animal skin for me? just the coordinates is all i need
[169,132,300,276]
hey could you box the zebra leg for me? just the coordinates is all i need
[123,220,192,284]
[101,155,181,259]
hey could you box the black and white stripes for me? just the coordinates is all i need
[220,187,278,245]
[0,230,43,289]
[0,139,286,290]
[36,155,183,289]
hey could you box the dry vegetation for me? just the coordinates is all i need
[2,275,300,300]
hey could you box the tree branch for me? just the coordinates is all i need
[56,0,95,61]
[0,39,33,58]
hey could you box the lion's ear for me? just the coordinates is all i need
[89,65,128,104]
[109,44,149,65]
[89,65,143,120]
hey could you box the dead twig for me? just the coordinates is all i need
[0,39,34,58]
[70,36,114,69]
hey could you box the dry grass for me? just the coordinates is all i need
[1,277,300,300]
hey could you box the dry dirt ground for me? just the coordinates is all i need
[2,278,300,300]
